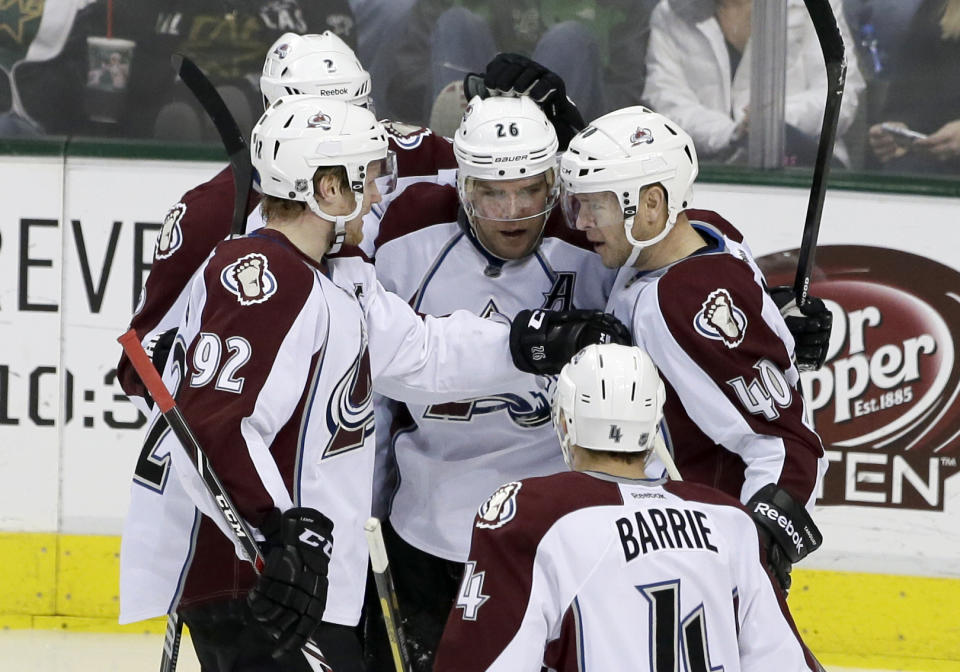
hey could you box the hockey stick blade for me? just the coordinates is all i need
[793,0,847,307]
[118,329,332,672]
[171,54,254,237]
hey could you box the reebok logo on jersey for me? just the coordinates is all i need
[477,482,522,529]
[155,202,186,260]
[693,288,747,348]
[220,253,278,306]
[753,502,805,556]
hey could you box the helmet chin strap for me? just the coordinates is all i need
[307,191,364,255]
[623,211,677,268]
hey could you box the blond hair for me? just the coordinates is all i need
[261,165,350,223]
[942,0,960,39]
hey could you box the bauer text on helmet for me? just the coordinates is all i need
[559,107,698,268]
[455,95,560,260]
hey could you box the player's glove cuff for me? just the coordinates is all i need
[510,309,631,375]
[746,484,822,590]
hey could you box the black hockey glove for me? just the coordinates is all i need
[510,309,632,375]
[769,286,832,372]
[247,507,334,659]
[746,484,823,593]
[463,52,586,151]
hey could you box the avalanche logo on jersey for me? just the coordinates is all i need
[694,288,747,348]
[324,343,374,459]
[220,253,278,306]
[477,481,522,529]
[308,111,332,130]
[383,120,431,150]
[424,391,552,428]
[630,127,655,146]
[155,202,186,260]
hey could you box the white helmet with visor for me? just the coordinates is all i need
[454,95,560,257]
[559,106,698,267]
[251,95,397,252]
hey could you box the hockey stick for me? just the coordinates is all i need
[652,433,682,481]
[364,517,412,672]
[793,0,847,307]
[118,329,333,672]
[171,54,254,236]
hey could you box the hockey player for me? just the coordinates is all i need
[550,107,827,592]
[370,94,615,670]
[121,96,626,671]
[434,343,824,672]
[116,30,458,414]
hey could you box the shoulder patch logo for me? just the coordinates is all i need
[383,120,431,149]
[156,202,186,260]
[220,253,278,305]
[477,481,522,529]
[694,288,747,348]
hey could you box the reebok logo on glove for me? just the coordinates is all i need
[753,501,805,556]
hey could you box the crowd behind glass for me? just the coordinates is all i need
[1,0,957,177]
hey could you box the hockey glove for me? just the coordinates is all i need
[746,484,823,592]
[463,52,586,151]
[510,309,632,375]
[769,286,832,371]
[247,507,334,659]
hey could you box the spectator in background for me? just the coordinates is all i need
[643,0,865,166]
[868,0,960,174]
[385,0,655,134]
[11,0,356,140]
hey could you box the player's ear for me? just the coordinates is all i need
[638,184,667,225]
[315,173,341,201]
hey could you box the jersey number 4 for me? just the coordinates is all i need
[638,580,721,672]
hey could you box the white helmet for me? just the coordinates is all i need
[553,343,666,468]
[454,95,559,254]
[559,106,698,267]
[251,95,396,252]
[260,32,373,110]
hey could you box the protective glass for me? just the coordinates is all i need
[462,171,558,222]
[560,189,624,230]
[370,150,397,197]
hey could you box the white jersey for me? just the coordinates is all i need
[605,214,826,508]
[375,213,616,561]
[435,471,821,672]
[120,228,533,626]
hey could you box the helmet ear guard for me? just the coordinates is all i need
[260,32,373,110]
[250,96,395,252]
[552,344,666,469]
[559,107,699,265]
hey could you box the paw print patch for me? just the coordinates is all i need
[220,252,278,306]
[693,288,747,348]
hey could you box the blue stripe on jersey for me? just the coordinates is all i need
[572,595,587,672]
[412,232,465,312]
[168,509,201,615]
[533,248,558,284]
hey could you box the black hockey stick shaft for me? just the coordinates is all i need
[364,517,412,672]
[793,0,847,307]
[159,611,182,672]
[172,54,254,237]
[118,329,333,672]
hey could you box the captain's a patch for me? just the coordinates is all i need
[477,481,522,530]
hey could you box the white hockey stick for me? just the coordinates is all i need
[364,517,412,672]
[119,329,333,672]
[653,433,683,481]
